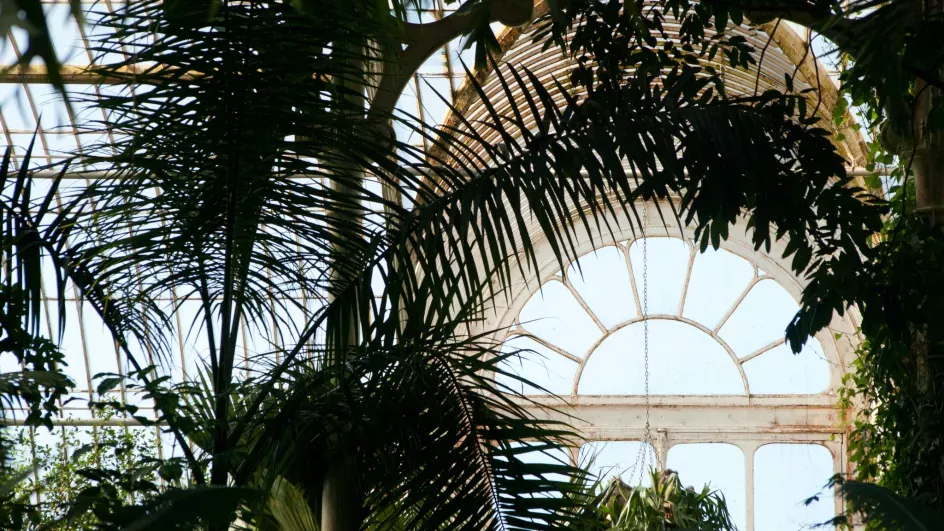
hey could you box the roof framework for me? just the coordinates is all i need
[0,0,475,170]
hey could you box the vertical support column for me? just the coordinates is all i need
[831,436,849,529]
[741,441,759,531]
[656,429,669,469]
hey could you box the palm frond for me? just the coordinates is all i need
[235,291,591,530]
[269,477,319,531]
[826,478,944,531]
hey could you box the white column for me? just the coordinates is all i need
[741,441,760,531]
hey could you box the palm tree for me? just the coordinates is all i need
[1,0,890,529]
[6,1,593,529]
[0,144,76,530]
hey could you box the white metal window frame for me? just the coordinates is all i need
[471,201,861,529]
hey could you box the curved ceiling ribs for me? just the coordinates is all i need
[438,7,868,167]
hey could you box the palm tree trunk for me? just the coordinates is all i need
[320,454,360,531]
[910,0,944,396]
[912,76,944,224]
[321,39,367,531]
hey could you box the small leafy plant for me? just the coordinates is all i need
[587,469,736,531]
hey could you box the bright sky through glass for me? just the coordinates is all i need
[500,237,831,397]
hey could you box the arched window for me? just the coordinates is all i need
[479,207,859,530]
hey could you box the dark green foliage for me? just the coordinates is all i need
[75,486,262,531]
[0,447,38,530]
[816,476,944,530]
[5,422,163,530]
[3,411,250,531]
[836,218,944,517]
[40,0,598,528]
[0,315,71,430]
[0,140,76,529]
[235,330,591,530]
[659,0,944,522]
[522,0,886,353]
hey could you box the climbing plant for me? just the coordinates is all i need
[836,217,944,518]
[4,418,166,530]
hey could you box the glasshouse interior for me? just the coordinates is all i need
[1,0,943,530]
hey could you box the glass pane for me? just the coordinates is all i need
[567,245,637,329]
[579,321,743,395]
[31,84,72,133]
[683,247,754,329]
[0,84,37,130]
[719,279,799,357]
[46,4,87,65]
[629,237,690,316]
[743,339,830,394]
[159,428,187,461]
[418,76,451,130]
[519,280,601,357]
[60,301,91,389]
[82,303,120,380]
[0,349,21,373]
[754,444,835,530]
[498,336,578,395]
[175,300,212,382]
[667,443,746,531]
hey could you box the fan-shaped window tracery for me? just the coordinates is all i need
[498,237,832,398]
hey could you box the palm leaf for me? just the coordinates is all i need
[269,477,319,531]
[0,0,85,93]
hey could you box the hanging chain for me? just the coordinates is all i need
[631,201,657,485]
[642,203,653,450]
